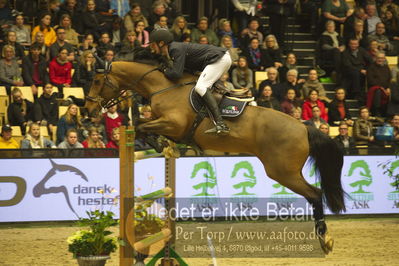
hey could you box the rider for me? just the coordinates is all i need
[149,29,231,135]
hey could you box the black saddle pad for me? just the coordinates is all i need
[189,87,248,118]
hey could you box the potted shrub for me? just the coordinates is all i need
[67,210,118,266]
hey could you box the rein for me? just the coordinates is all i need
[86,66,160,109]
[149,81,196,98]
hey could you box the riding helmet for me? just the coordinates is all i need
[149,29,174,44]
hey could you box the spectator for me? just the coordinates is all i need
[304,105,328,128]
[264,0,295,48]
[341,38,372,101]
[49,0,61,27]
[55,14,79,46]
[264,35,283,70]
[81,0,105,41]
[344,7,367,41]
[198,35,209,45]
[367,39,380,61]
[97,32,114,58]
[95,0,114,15]
[7,87,39,135]
[218,19,238,48]
[328,88,353,126]
[10,14,31,46]
[191,16,219,46]
[37,84,59,137]
[231,56,253,94]
[387,82,399,116]
[334,121,355,153]
[0,0,13,35]
[321,0,350,29]
[124,3,149,32]
[256,85,281,111]
[318,20,344,81]
[281,69,304,102]
[110,16,127,46]
[82,126,105,148]
[242,37,272,71]
[57,0,83,34]
[22,43,50,98]
[380,0,399,19]
[302,89,328,122]
[319,122,330,135]
[0,124,20,149]
[75,50,96,95]
[353,106,383,145]
[170,16,190,42]
[230,0,257,33]
[290,106,303,121]
[366,4,381,35]
[57,128,84,155]
[49,26,75,60]
[279,53,304,83]
[301,69,329,103]
[220,35,239,66]
[382,9,399,41]
[110,0,130,18]
[240,17,263,50]
[366,52,392,117]
[368,22,395,55]
[31,12,57,47]
[78,34,97,55]
[56,104,82,144]
[106,126,119,148]
[1,31,25,63]
[219,72,235,91]
[81,115,107,143]
[148,0,175,28]
[21,122,56,149]
[345,19,368,49]
[0,45,24,94]
[32,31,50,61]
[281,88,302,115]
[391,113,399,140]
[49,47,73,95]
[154,15,169,30]
[135,20,150,48]
[257,67,281,98]
[103,105,126,141]
[116,31,139,60]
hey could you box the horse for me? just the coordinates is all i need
[85,61,346,254]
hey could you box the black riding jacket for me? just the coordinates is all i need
[164,42,227,80]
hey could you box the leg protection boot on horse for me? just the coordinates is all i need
[202,90,230,135]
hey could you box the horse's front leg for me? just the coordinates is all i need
[137,116,183,139]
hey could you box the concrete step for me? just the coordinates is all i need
[292,48,315,57]
[288,40,316,49]
[297,56,314,66]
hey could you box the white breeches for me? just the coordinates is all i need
[195,52,232,96]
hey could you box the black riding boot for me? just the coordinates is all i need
[202,90,230,135]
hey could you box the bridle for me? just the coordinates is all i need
[85,66,160,110]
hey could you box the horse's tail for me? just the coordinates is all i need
[307,126,346,213]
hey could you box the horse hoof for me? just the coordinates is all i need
[318,232,334,254]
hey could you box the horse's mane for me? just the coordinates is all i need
[122,47,170,68]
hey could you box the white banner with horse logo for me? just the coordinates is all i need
[0,156,398,222]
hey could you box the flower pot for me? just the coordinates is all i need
[77,255,110,266]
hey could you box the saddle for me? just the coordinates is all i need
[189,81,254,118]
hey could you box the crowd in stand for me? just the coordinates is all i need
[0,0,399,155]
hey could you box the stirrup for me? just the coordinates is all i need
[204,122,230,135]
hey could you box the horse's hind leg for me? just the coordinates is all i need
[260,158,333,254]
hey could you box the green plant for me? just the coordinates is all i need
[67,210,118,258]
[134,203,166,236]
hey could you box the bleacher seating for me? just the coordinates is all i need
[11,126,23,144]
[0,86,9,125]
[63,87,84,100]
[255,71,268,89]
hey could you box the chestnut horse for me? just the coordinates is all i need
[85,61,345,254]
